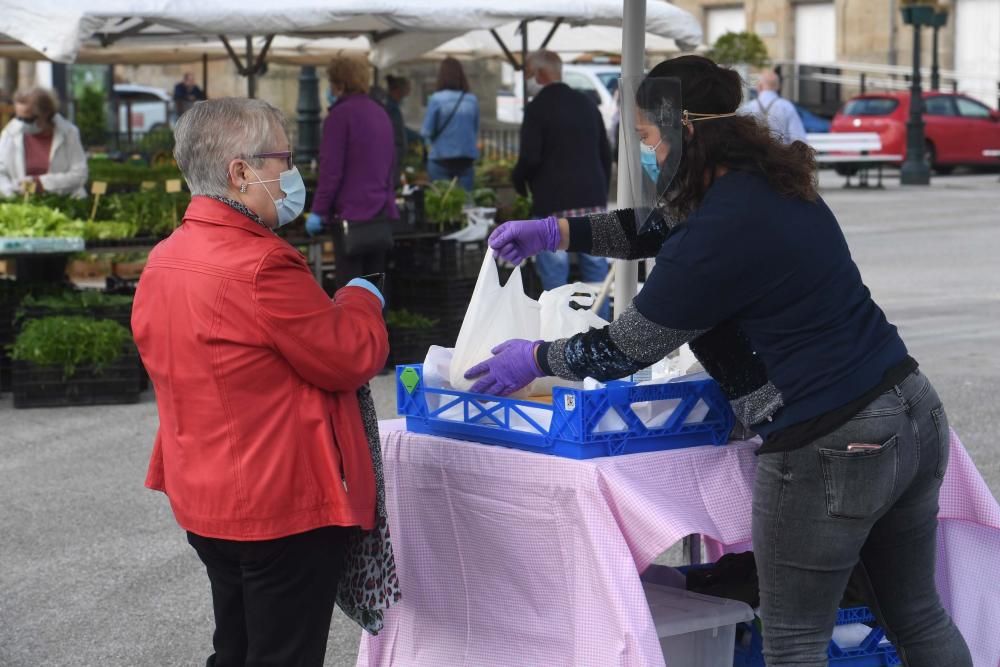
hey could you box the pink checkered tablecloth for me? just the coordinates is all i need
[357,425,1000,667]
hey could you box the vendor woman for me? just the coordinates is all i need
[466,55,971,667]
[0,87,88,198]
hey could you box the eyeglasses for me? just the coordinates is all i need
[252,151,294,170]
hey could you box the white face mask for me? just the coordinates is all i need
[243,163,307,227]
[525,76,544,98]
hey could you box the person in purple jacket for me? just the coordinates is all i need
[305,56,399,287]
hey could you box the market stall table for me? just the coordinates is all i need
[358,422,1000,667]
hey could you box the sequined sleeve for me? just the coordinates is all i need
[538,304,705,382]
[566,206,679,260]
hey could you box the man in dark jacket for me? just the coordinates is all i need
[512,50,612,299]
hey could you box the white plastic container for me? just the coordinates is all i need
[642,581,755,667]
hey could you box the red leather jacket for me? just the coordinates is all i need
[133,196,388,540]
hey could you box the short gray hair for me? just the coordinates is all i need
[526,50,562,80]
[173,98,287,197]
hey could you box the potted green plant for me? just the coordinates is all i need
[424,180,468,231]
[8,316,143,407]
[16,290,134,330]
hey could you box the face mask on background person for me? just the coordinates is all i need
[525,76,543,98]
[18,116,41,135]
[244,163,307,227]
[326,90,337,107]
[640,138,662,183]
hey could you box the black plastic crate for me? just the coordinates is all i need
[389,275,476,321]
[12,349,144,408]
[0,356,10,395]
[389,235,487,280]
[387,327,442,368]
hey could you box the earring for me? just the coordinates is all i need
[239,183,247,193]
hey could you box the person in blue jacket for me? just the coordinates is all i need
[466,55,971,667]
[421,57,479,192]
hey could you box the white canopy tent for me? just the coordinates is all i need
[0,1,701,68]
[375,20,683,65]
[0,35,370,66]
[0,0,700,317]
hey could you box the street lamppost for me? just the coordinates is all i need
[929,8,949,91]
[900,0,937,186]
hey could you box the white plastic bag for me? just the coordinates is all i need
[538,283,609,340]
[449,250,542,395]
[449,253,611,397]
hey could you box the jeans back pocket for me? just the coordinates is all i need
[819,435,899,520]
[931,406,950,480]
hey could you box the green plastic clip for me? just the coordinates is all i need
[400,367,420,394]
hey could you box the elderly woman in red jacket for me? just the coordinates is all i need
[132,97,392,666]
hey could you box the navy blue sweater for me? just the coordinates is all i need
[543,170,909,439]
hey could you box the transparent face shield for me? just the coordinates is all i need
[619,75,683,234]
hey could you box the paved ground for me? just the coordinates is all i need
[2,170,998,666]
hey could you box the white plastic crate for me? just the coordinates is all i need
[643,581,755,667]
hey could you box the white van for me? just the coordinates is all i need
[112,84,176,133]
[496,63,621,135]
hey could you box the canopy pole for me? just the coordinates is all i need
[540,18,564,49]
[520,21,529,110]
[246,36,255,98]
[614,0,646,319]
[489,29,520,70]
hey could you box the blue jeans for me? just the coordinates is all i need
[753,370,971,666]
[426,159,474,193]
[534,250,611,320]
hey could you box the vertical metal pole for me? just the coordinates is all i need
[520,21,529,111]
[613,0,645,318]
[126,100,133,144]
[900,23,930,185]
[246,36,256,99]
[860,72,867,94]
[295,66,321,168]
[202,53,209,97]
[106,64,118,143]
[685,535,702,565]
[931,25,941,91]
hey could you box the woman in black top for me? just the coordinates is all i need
[465,56,971,667]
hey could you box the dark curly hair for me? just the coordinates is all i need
[638,55,817,218]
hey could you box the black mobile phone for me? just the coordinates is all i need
[359,272,385,292]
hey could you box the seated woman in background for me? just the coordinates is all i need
[0,87,87,197]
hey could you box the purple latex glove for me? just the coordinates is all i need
[464,339,546,396]
[488,215,561,266]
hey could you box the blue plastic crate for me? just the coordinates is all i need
[396,364,735,459]
[733,605,901,666]
[668,563,902,667]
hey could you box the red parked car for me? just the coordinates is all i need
[831,91,1000,173]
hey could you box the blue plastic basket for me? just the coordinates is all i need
[671,564,902,667]
[733,605,901,666]
[396,364,735,459]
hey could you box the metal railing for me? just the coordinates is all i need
[479,125,521,162]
